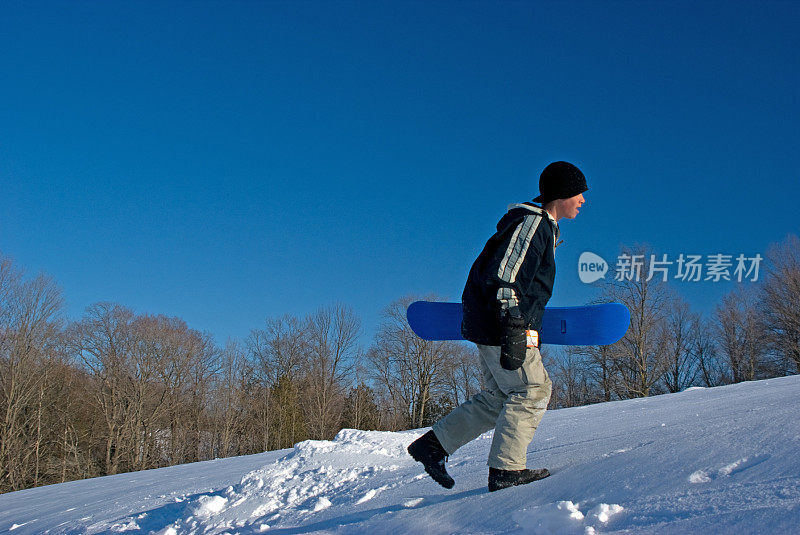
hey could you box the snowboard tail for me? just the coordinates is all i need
[406,301,629,346]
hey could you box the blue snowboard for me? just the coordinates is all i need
[407,301,630,346]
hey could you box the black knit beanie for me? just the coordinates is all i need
[533,161,588,205]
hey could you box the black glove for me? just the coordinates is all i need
[500,307,527,371]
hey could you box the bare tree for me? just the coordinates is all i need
[69,302,137,475]
[0,256,63,492]
[248,315,305,386]
[548,347,595,408]
[131,314,218,466]
[580,344,617,403]
[660,296,701,393]
[212,340,247,457]
[599,247,671,398]
[368,296,460,429]
[124,314,179,470]
[693,317,725,387]
[761,234,800,373]
[70,305,221,473]
[301,305,360,440]
[715,285,767,383]
[441,344,481,408]
[47,356,96,484]
[246,314,306,450]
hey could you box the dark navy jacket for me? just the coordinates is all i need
[461,203,559,346]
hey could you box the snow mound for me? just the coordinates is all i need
[158,429,414,534]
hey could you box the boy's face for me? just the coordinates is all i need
[556,193,585,219]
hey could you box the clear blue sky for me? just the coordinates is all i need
[2,1,798,345]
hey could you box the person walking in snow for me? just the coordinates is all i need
[408,161,588,492]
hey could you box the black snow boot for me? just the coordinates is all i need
[407,430,455,489]
[488,467,550,492]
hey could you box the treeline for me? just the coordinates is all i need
[547,235,800,408]
[0,253,479,494]
[2,235,799,493]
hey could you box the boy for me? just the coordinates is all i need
[408,161,588,492]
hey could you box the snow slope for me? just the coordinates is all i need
[2,376,799,534]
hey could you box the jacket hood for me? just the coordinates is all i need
[501,202,560,242]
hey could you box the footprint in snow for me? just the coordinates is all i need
[402,497,425,508]
[689,454,770,484]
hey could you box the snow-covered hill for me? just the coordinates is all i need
[2,376,799,534]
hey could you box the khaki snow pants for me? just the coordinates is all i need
[432,343,552,470]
